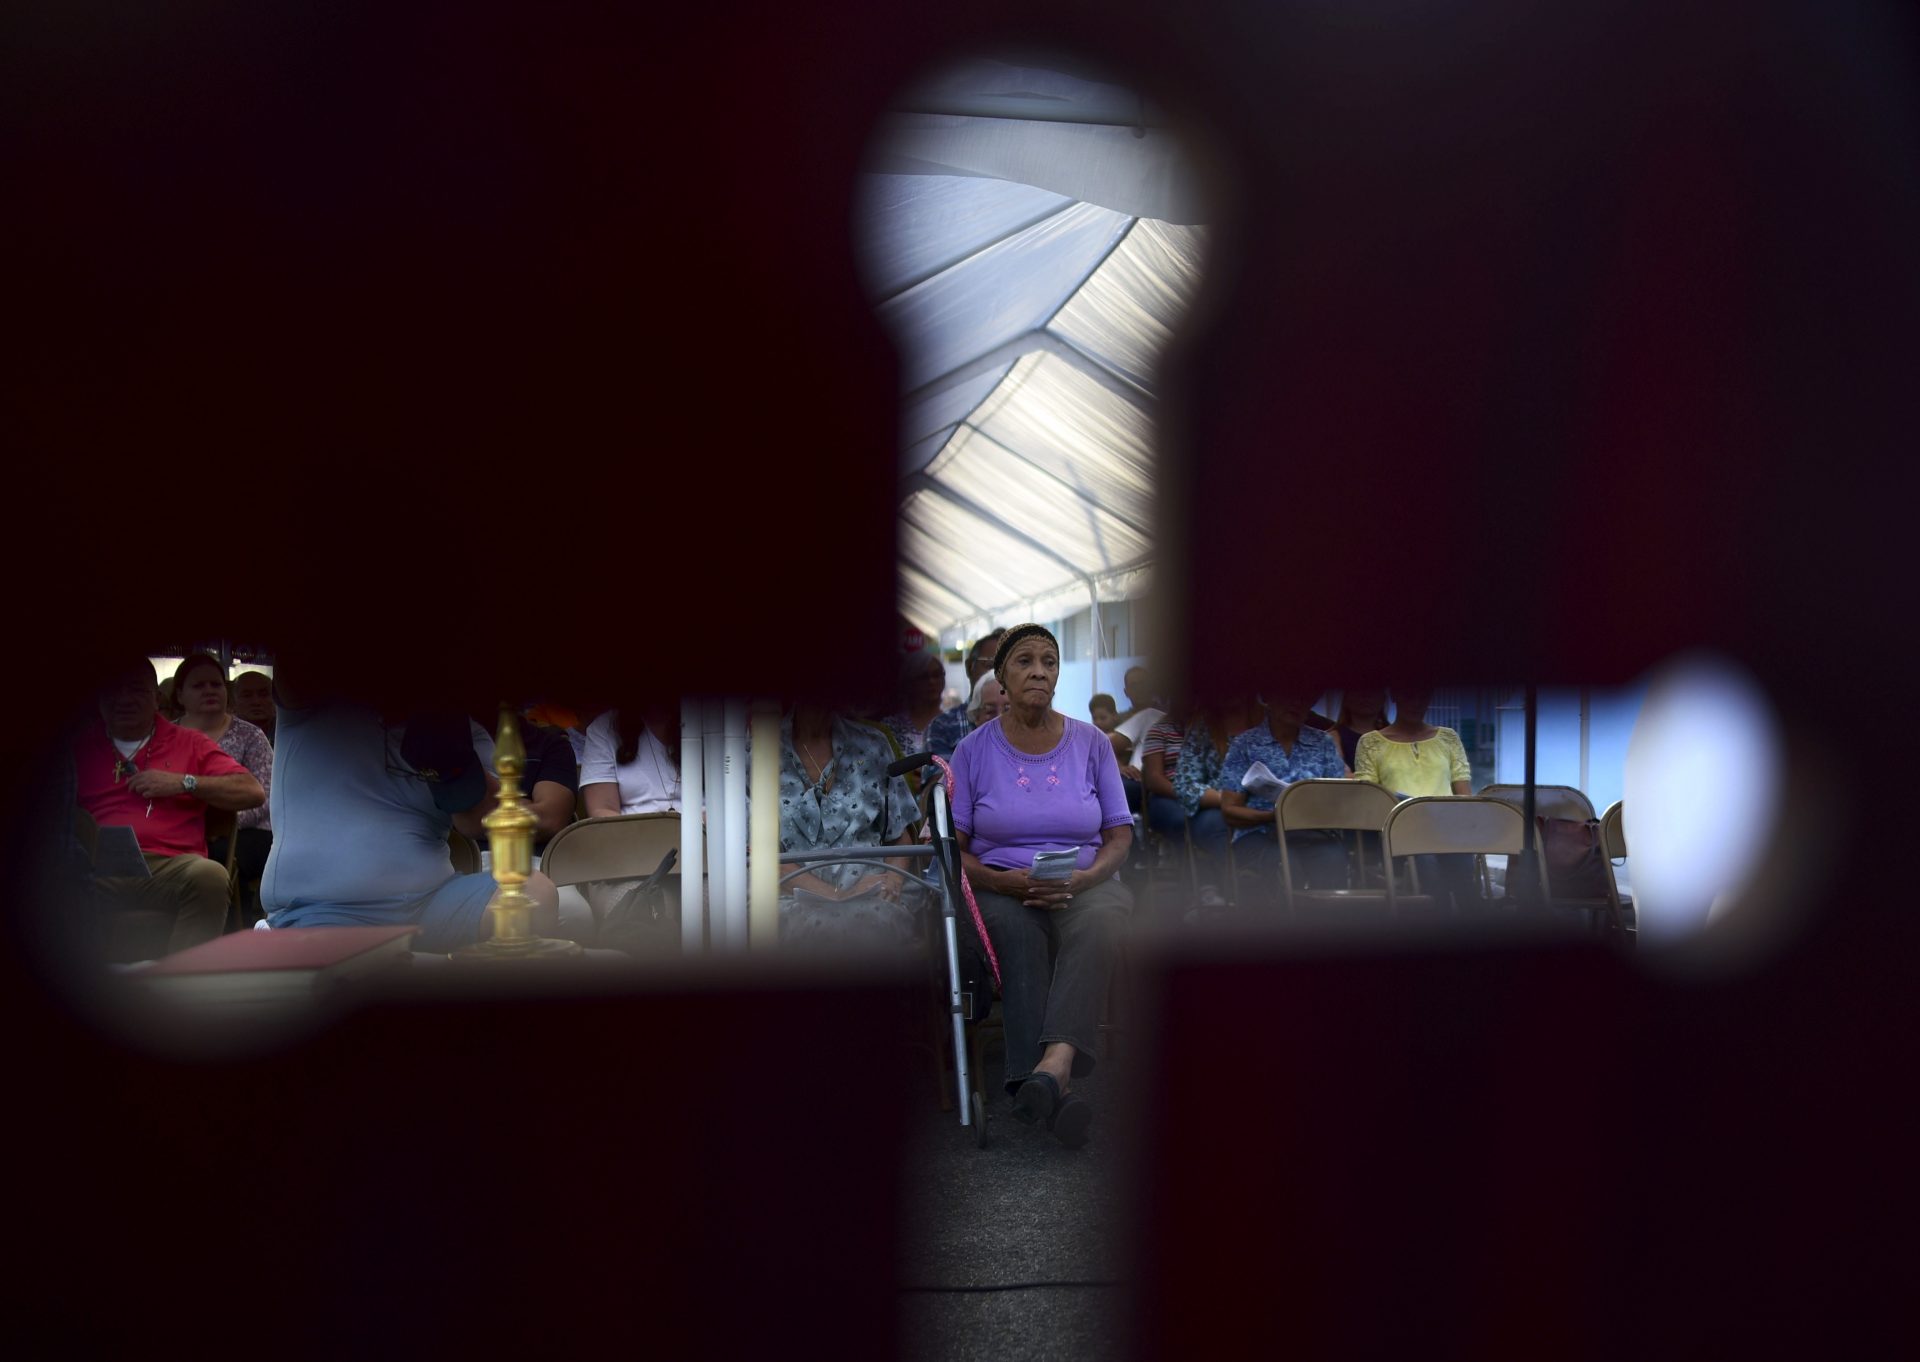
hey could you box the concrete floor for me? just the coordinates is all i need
[895,1033,1144,1362]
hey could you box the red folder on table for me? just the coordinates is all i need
[138,925,418,1007]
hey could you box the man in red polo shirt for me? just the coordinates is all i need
[75,658,266,955]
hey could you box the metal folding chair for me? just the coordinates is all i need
[446,828,481,875]
[1600,799,1632,936]
[539,812,683,937]
[1480,784,1620,932]
[1381,797,1537,919]
[1478,783,1597,822]
[207,806,244,934]
[1273,779,1400,915]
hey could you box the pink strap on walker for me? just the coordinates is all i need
[931,754,1002,996]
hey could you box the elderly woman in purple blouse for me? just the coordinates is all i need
[947,623,1133,1149]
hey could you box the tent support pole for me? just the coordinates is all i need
[702,700,729,948]
[681,699,706,953]
[1087,576,1102,696]
[1519,684,1539,908]
[722,699,749,950]
[1579,687,1591,794]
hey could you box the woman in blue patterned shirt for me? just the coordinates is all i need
[1171,695,1265,906]
[1218,687,1349,900]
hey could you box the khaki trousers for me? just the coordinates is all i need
[97,853,231,958]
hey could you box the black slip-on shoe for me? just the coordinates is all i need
[1050,1092,1093,1149]
[1012,1071,1062,1127]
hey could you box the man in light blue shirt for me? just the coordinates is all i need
[260,664,560,953]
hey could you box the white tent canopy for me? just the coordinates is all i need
[858,60,1209,645]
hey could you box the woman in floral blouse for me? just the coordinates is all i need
[775,704,925,947]
[880,649,949,756]
[171,652,274,917]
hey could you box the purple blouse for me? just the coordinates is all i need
[948,715,1132,872]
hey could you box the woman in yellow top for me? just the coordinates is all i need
[1352,686,1472,796]
[1353,687,1478,907]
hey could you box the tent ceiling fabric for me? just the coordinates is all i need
[901,362,1011,446]
[875,201,1130,392]
[854,175,1073,302]
[863,65,1207,638]
[1049,221,1209,391]
[900,563,986,640]
[966,354,1157,529]
[927,426,1153,574]
[866,61,1206,225]
[888,59,1176,133]
[867,115,1208,226]
[899,488,1074,606]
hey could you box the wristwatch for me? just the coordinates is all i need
[182,774,199,795]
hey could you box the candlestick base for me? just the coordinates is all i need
[450,935,584,963]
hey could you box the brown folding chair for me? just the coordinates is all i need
[1600,799,1632,935]
[1478,783,1598,823]
[1480,783,1619,931]
[447,829,482,875]
[1274,779,1400,914]
[206,806,244,934]
[1382,797,1537,919]
[539,812,684,936]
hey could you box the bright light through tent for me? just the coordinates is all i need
[1624,654,1784,944]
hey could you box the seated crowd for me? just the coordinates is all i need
[63,632,1500,1151]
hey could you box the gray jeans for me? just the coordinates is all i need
[973,875,1132,1096]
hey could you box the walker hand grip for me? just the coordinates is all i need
[887,751,936,779]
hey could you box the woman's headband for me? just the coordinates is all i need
[992,623,1060,677]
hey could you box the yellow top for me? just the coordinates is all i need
[1354,728,1471,797]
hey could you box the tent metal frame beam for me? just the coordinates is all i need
[874,201,1080,305]
[1041,218,1139,333]
[885,95,1166,131]
[943,554,1157,639]
[900,328,1152,480]
[1047,328,1154,400]
[900,218,1146,413]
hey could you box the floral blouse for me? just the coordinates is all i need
[878,711,932,757]
[1172,717,1231,817]
[777,714,920,891]
[1219,722,1347,840]
[216,716,274,832]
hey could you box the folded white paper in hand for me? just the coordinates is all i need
[1240,760,1293,802]
[1029,847,1079,882]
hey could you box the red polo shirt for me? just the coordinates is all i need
[73,717,250,858]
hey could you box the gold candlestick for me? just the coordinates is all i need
[453,705,581,961]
